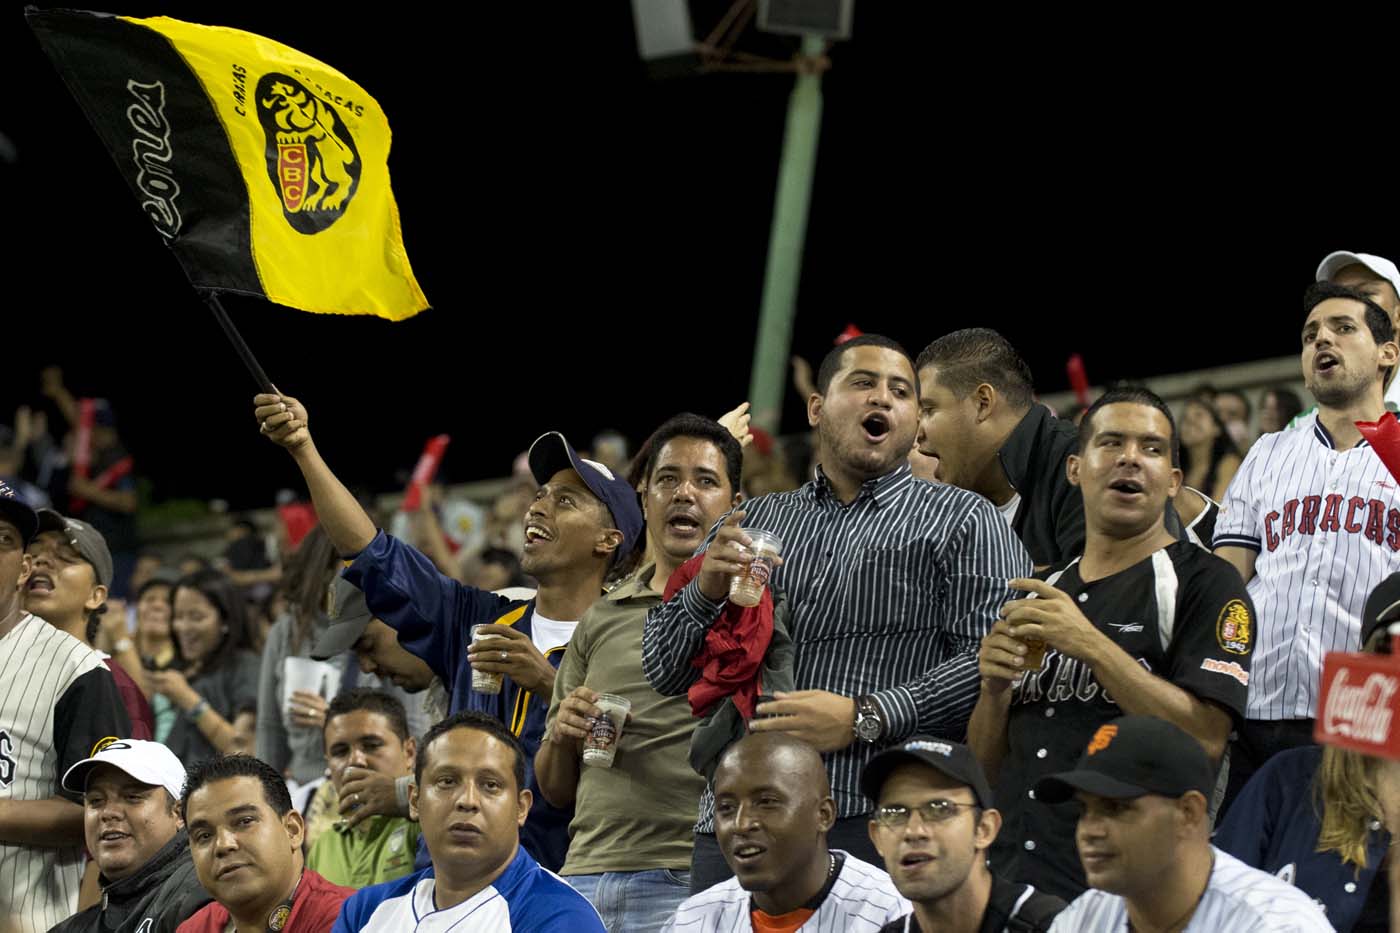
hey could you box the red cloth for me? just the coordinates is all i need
[177,870,353,933]
[1358,415,1400,484]
[664,554,774,720]
[104,657,154,741]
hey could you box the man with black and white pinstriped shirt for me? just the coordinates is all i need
[0,482,131,932]
[643,335,1032,890]
[1215,281,1400,806]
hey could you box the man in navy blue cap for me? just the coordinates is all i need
[251,390,643,873]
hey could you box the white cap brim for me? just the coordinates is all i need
[61,739,186,801]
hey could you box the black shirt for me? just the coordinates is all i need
[879,875,1066,933]
[998,406,1085,569]
[988,541,1255,901]
[49,831,211,933]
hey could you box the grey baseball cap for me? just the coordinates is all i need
[35,509,113,586]
[310,576,373,661]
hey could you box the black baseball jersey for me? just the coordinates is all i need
[988,541,1254,902]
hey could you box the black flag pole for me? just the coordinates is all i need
[203,292,275,394]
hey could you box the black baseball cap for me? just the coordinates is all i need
[0,480,39,545]
[1362,572,1400,649]
[527,431,643,559]
[309,576,373,661]
[860,736,995,809]
[1035,715,1214,804]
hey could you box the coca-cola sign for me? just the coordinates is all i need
[1316,652,1400,760]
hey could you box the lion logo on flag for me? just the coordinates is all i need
[256,73,361,233]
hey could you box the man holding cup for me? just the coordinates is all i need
[644,336,1033,886]
[537,414,744,930]
[253,393,643,872]
[966,388,1254,902]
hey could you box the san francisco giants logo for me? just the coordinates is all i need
[0,730,15,786]
[1086,724,1118,756]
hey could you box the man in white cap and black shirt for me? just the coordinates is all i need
[50,738,211,933]
[1038,716,1331,933]
[863,737,1065,933]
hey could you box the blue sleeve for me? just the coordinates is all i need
[1214,752,1291,867]
[510,876,606,932]
[342,530,510,690]
[328,892,358,933]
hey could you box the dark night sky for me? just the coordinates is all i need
[4,4,1396,508]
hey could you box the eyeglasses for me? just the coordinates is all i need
[873,799,979,828]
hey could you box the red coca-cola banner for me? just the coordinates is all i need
[1315,651,1400,760]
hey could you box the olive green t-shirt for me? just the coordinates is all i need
[305,813,420,889]
[546,563,706,874]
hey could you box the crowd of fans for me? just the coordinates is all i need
[3,249,1400,932]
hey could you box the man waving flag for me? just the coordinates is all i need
[27,8,428,320]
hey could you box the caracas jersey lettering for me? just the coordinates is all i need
[1014,654,1153,706]
[1263,495,1400,551]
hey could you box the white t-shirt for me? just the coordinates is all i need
[1048,847,1332,932]
[997,493,1023,527]
[530,612,577,655]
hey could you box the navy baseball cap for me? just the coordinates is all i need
[861,737,996,809]
[0,480,39,545]
[527,432,643,559]
[1035,716,1214,804]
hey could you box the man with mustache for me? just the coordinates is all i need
[664,733,907,932]
[332,712,605,933]
[537,414,744,931]
[255,393,643,871]
[177,755,353,933]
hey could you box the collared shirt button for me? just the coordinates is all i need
[1024,840,1036,851]
[1036,748,1048,759]
[1028,789,1036,800]
[1045,708,1055,718]
[1078,593,1089,603]
[1346,882,1357,893]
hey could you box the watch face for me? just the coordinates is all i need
[857,716,881,741]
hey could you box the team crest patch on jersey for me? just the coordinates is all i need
[1087,724,1117,755]
[388,825,406,853]
[268,905,291,931]
[1216,600,1252,655]
[1201,658,1250,686]
[91,736,121,757]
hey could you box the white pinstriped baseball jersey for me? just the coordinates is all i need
[0,614,132,933]
[1047,847,1332,932]
[662,852,909,932]
[1215,413,1400,719]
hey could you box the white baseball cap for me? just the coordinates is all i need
[1316,251,1400,303]
[62,739,185,801]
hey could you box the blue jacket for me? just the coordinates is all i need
[1214,744,1389,932]
[332,847,605,933]
[343,530,573,871]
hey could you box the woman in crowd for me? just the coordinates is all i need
[256,526,339,785]
[1258,385,1306,435]
[1215,624,1396,932]
[148,568,260,763]
[133,575,180,742]
[1178,396,1242,502]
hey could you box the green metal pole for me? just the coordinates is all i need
[747,34,826,434]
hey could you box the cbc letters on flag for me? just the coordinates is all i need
[27,8,428,320]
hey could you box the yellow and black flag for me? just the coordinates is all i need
[27,8,428,320]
